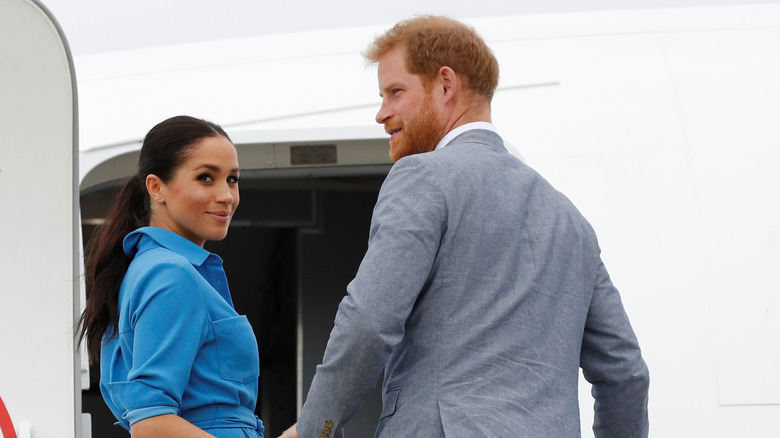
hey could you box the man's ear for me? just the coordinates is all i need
[437,66,458,102]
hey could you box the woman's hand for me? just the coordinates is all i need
[278,422,299,438]
[130,414,217,438]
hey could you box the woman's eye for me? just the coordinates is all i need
[228,175,240,184]
[198,174,214,182]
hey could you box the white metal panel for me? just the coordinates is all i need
[661,26,780,408]
[0,1,79,437]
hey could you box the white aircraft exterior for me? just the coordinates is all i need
[1,0,779,436]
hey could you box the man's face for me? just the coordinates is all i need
[376,46,445,161]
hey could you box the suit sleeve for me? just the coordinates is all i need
[297,157,445,437]
[580,256,650,438]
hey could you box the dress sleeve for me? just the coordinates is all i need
[580,257,650,438]
[106,259,210,426]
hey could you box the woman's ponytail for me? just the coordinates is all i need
[77,174,149,363]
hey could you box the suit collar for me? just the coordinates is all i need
[435,122,498,151]
[444,127,506,154]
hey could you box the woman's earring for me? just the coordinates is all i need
[157,198,164,204]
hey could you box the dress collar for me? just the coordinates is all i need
[123,227,215,266]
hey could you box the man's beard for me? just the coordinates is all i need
[388,94,443,162]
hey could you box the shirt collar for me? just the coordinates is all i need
[123,227,215,267]
[434,121,498,151]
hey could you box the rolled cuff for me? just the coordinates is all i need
[106,380,179,427]
[125,406,179,427]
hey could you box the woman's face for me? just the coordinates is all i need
[150,135,240,246]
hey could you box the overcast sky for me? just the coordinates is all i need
[41,0,778,56]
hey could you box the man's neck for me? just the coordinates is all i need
[444,104,491,134]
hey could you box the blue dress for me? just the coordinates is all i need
[100,227,264,437]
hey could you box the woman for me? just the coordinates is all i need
[76,115,264,438]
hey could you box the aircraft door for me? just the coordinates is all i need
[0,1,81,437]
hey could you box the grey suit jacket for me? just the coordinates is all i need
[298,130,649,437]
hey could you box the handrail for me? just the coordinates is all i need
[0,396,17,438]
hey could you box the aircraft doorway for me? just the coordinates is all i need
[80,166,391,437]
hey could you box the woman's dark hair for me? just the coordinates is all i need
[76,115,231,363]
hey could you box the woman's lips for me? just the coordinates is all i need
[207,211,231,223]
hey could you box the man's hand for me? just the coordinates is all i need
[277,423,299,438]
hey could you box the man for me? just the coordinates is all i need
[281,15,649,438]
